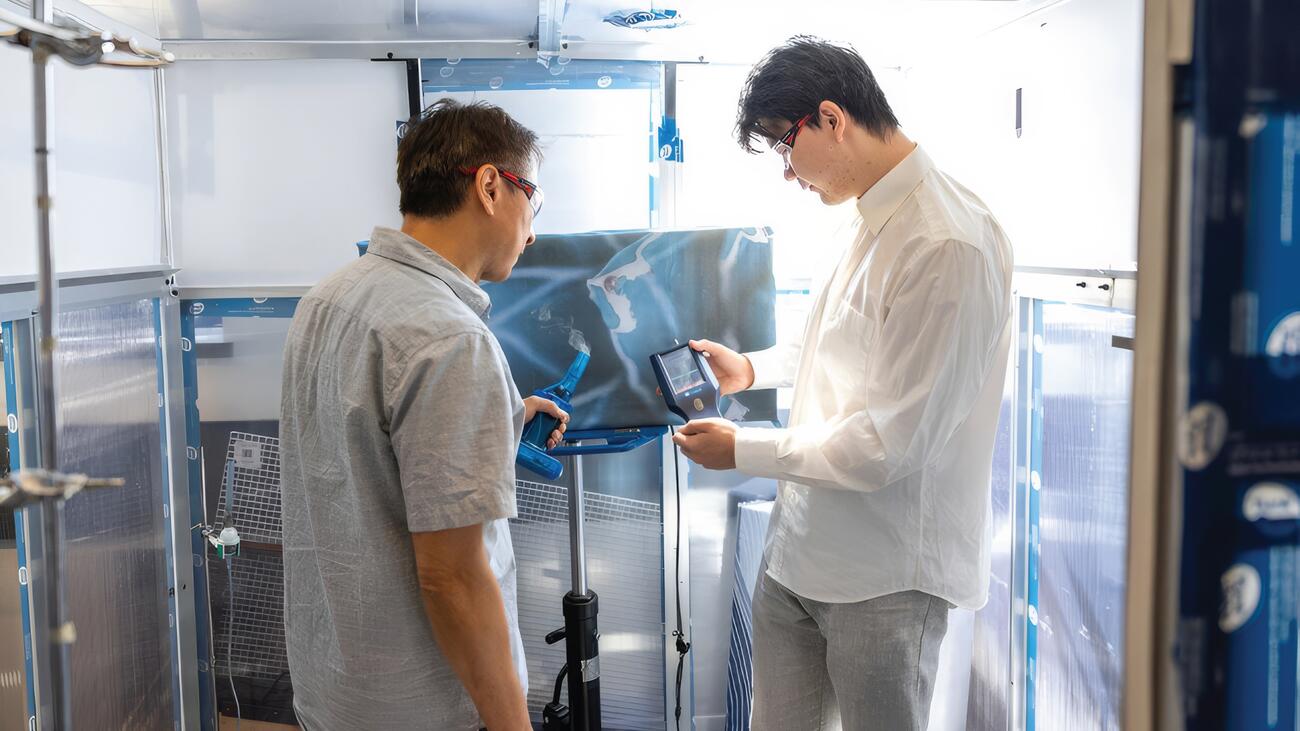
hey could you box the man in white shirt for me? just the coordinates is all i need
[673,37,1014,730]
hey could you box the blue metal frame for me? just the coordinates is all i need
[1023,299,1044,731]
[2,319,38,726]
[186,298,300,320]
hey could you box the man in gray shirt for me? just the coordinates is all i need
[279,99,565,730]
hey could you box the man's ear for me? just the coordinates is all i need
[474,165,503,216]
[819,100,849,143]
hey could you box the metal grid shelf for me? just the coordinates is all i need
[214,431,283,545]
[213,431,289,681]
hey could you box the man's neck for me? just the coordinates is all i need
[850,130,917,200]
[401,214,486,282]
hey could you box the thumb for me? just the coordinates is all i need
[535,399,567,421]
[677,420,704,436]
[689,339,716,354]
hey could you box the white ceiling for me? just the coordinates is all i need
[73,0,1060,65]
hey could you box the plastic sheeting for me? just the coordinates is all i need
[1034,304,1134,731]
[725,500,772,731]
[55,299,174,728]
[965,365,1015,730]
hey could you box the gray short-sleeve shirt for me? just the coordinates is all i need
[279,226,527,731]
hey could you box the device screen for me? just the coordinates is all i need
[662,348,706,395]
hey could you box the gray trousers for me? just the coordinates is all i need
[750,569,950,731]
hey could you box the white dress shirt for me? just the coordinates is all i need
[734,145,1013,609]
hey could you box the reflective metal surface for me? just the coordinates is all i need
[54,299,174,728]
[154,0,537,42]
[76,0,1061,67]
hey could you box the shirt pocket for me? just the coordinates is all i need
[819,300,877,373]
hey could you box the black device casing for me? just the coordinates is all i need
[650,345,723,421]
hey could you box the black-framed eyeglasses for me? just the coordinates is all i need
[460,165,545,216]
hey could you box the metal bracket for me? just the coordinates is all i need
[549,427,668,457]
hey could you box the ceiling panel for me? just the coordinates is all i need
[69,0,1054,65]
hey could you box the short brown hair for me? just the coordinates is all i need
[397,98,542,218]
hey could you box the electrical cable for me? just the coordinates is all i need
[226,558,241,731]
[668,426,691,731]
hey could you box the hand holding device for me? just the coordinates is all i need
[687,339,754,395]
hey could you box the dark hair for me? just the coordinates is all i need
[397,98,542,218]
[735,36,900,153]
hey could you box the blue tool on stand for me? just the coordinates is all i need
[517,350,589,480]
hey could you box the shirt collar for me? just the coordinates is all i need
[855,144,934,238]
[365,226,492,318]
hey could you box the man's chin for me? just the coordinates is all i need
[489,261,521,283]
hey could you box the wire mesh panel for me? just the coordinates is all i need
[213,546,289,681]
[212,431,289,681]
[512,480,665,729]
[214,431,283,544]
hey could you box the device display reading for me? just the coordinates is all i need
[662,348,705,395]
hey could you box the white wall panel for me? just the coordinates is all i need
[1,51,162,277]
[166,59,407,288]
[898,0,1143,270]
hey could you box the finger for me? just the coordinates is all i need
[655,387,662,397]
[536,400,566,420]
[671,432,688,446]
[689,339,715,355]
[678,420,707,435]
[550,429,564,444]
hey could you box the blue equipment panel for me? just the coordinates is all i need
[1176,1,1300,727]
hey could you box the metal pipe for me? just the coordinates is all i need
[153,68,175,268]
[32,2,59,473]
[32,1,72,726]
[569,451,588,596]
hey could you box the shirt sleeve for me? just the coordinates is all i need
[387,331,521,532]
[733,239,1005,492]
[744,338,803,391]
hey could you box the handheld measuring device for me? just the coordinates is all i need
[650,343,722,421]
